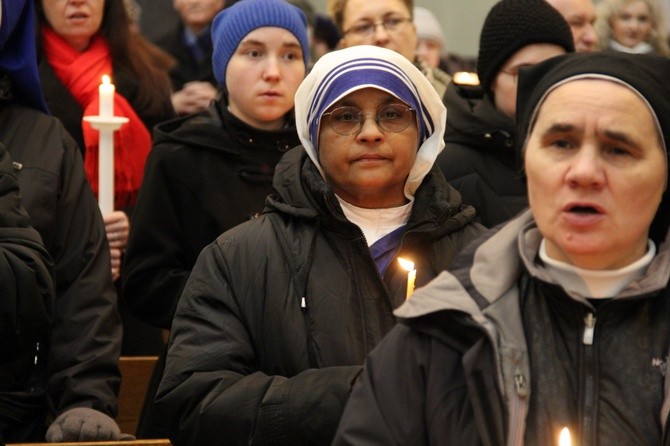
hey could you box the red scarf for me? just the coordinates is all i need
[42,26,151,210]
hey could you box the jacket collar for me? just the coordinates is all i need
[153,98,300,157]
[266,147,478,235]
[396,209,670,322]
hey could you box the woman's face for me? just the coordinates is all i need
[225,27,305,131]
[317,88,419,209]
[491,43,567,119]
[41,0,105,51]
[525,79,666,270]
[610,0,653,48]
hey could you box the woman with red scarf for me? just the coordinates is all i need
[36,0,174,281]
[0,0,127,440]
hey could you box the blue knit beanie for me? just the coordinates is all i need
[211,0,309,86]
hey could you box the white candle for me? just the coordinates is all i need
[84,76,123,215]
[398,258,416,300]
[99,75,115,118]
[559,427,571,446]
[98,128,114,215]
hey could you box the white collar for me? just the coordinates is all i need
[539,239,656,298]
[609,40,654,54]
[337,196,412,246]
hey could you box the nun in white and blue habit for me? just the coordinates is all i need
[292,44,484,277]
[155,44,483,445]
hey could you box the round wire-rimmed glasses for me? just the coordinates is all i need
[321,103,416,135]
[342,16,412,38]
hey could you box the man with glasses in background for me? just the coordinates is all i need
[327,0,451,100]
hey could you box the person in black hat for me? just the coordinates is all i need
[436,0,574,228]
[334,51,670,446]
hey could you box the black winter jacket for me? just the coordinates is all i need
[154,147,484,446]
[335,212,670,446]
[0,132,54,366]
[436,82,527,228]
[122,100,301,329]
[0,97,120,440]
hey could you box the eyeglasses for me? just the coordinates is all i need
[499,64,533,84]
[321,103,415,135]
[342,16,412,38]
[499,68,520,84]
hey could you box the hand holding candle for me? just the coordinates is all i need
[398,258,416,300]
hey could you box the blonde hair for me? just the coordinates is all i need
[326,0,414,32]
[595,0,670,56]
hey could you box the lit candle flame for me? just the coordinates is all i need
[398,257,416,299]
[102,74,111,85]
[559,427,571,446]
[397,257,414,271]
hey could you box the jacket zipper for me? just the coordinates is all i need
[582,311,597,445]
[508,368,529,445]
[326,194,391,352]
[583,312,596,345]
[663,401,670,445]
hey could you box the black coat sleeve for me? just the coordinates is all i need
[333,325,429,446]
[43,128,122,417]
[122,147,190,329]
[333,323,482,446]
[0,142,54,364]
[0,105,122,418]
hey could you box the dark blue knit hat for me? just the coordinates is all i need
[211,0,309,86]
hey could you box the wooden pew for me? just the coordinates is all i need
[116,356,159,436]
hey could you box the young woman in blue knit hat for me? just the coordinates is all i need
[121,0,309,437]
[154,44,484,445]
[123,0,307,339]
